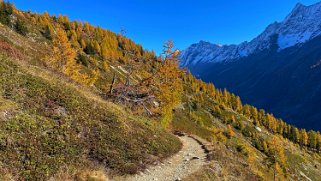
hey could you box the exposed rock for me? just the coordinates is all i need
[255,126,262,132]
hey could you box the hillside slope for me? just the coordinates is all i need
[0,50,181,180]
[0,2,320,181]
[188,36,321,131]
[180,2,321,131]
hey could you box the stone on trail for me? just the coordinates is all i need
[192,156,200,160]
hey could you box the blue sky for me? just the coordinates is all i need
[10,0,320,53]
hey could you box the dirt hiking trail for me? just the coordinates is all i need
[122,135,208,181]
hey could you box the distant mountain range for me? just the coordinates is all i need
[180,2,321,131]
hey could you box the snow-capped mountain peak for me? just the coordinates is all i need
[180,2,321,66]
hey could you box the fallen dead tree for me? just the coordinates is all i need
[106,82,159,116]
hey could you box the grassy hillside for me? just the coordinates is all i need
[172,80,321,180]
[0,2,320,181]
[0,50,181,180]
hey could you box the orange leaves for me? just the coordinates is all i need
[47,26,99,86]
[152,40,183,127]
[226,125,234,138]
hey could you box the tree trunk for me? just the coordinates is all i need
[109,72,116,94]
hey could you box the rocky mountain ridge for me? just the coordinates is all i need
[180,2,321,66]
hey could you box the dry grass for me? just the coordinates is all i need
[75,170,109,181]
[0,53,181,180]
[49,165,109,181]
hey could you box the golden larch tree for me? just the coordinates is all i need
[48,26,97,86]
[154,40,183,128]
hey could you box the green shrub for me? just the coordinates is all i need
[15,19,28,36]
[0,56,181,180]
[236,142,249,157]
[0,2,13,25]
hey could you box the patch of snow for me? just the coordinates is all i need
[180,1,321,66]
[278,32,313,50]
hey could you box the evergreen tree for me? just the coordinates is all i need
[267,136,287,180]
[15,19,28,36]
[250,106,258,121]
[51,26,76,70]
[230,115,236,124]
[80,39,86,49]
[234,96,243,112]
[0,1,13,25]
[292,127,300,144]
[226,125,234,138]
[222,88,229,105]
[316,133,321,152]
[69,30,80,48]
[262,140,268,153]
[84,40,96,55]
[43,25,54,40]
[300,129,308,147]
[243,105,251,117]
[235,120,244,131]
[308,131,317,149]
[47,26,95,85]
